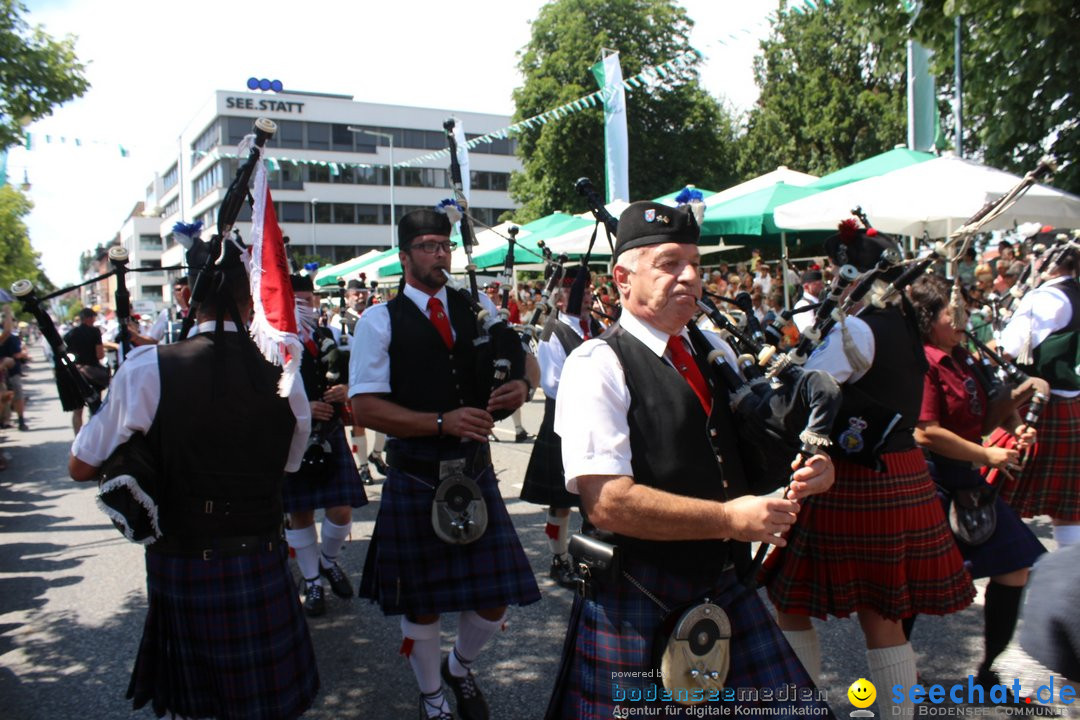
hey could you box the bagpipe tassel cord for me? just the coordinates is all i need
[839,312,871,376]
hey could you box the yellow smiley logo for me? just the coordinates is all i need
[848,678,876,709]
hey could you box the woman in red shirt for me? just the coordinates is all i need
[909,275,1046,689]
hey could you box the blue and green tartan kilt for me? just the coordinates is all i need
[128,543,319,720]
[547,557,835,720]
[282,425,368,513]
[357,464,542,616]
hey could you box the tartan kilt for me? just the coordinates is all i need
[282,424,368,513]
[357,464,542,616]
[128,543,319,720]
[547,558,835,720]
[983,394,1080,521]
[520,398,578,508]
[925,457,1047,579]
[762,447,975,620]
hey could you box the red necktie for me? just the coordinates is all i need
[579,315,591,340]
[667,335,711,414]
[427,296,454,350]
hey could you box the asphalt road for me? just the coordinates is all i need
[0,346,1073,719]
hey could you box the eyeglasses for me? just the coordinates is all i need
[411,240,457,254]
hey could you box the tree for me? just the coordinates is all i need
[0,185,52,292]
[908,0,1080,195]
[0,0,90,150]
[738,0,910,179]
[510,0,740,222]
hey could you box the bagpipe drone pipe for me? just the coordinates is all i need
[442,118,525,420]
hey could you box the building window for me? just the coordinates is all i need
[193,162,224,201]
[314,203,331,223]
[331,203,355,224]
[307,123,330,150]
[191,119,221,160]
[164,198,180,219]
[162,163,179,192]
[270,161,303,190]
[226,117,253,145]
[307,164,330,183]
[356,204,379,224]
[140,259,163,269]
[331,124,354,151]
[276,120,303,149]
[141,285,163,302]
[277,202,307,223]
[139,234,162,251]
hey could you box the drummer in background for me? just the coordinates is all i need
[908,274,1046,690]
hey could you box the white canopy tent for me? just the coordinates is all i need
[703,166,819,208]
[774,155,1080,238]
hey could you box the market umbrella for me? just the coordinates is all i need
[774,154,1080,237]
[315,248,386,287]
[700,183,824,238]
[807,147,934,191]
[703,167,818,208]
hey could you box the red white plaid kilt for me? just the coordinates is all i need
[983,394,1080,521]
[762,447,975,620]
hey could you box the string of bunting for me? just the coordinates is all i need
[395,48,705,169]
[20,133,130,157]
[191,149,377,175]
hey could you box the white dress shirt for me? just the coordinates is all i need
[792,292,821,335]
[555,310,739,494]
[537,312,589,398]
[348,283,498,398]
[803,314,876,384]
[71,322,311,472]
[999,276,1079,398]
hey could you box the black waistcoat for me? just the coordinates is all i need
[1023,278,1080,391]
[595,326,748,575]
[148,333,295,539]
[849,301,928,453]
[387,290,481,447]
[552,321,587,356]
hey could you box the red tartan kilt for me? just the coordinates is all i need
[762,447,975,621]
[983,394,1080,521]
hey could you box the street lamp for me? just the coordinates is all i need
[310,198,318,260]
[348,127,395,246]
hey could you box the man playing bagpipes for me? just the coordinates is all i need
[282,270,369,618]
[761,222,975,718]
[547,202,836,719]
[986,232,1080,548]
[67,122,320,720]
[349,206,540,720]
[519,265,602,589]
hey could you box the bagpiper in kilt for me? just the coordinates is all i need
[548,201,837,720]
[762,223,974,718]
[69,236,319,720]
[989,254,1080,545]
[886,271,1047,689]
[349,207,540,720]
[283,273,368,618]
[521,264,603,590]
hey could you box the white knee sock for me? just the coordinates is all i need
[320,516,351,566]
[512,408,524,432]
[400,616,448,715]
[285,524,320,582]
[867,643,917,717]
[1053,524,1080,547]
[545,510,570,558]
[782,628,822,685]
[352,431,368,466]
[449,610,504,677]
[373,432,386,454]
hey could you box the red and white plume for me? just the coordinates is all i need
[247,146,302,396]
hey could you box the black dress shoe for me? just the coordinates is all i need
[419,691,455,720]
[549,555,579,590]
[514,429,530,443]
[359,464,375,485]
[302,581,325,617]
[368,452,388,476]
[319,561,354,599]
[441,656,489,720]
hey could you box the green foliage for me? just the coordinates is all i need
[0,0,90,150]
[510,0,740,222]
[738,0,910,180]
[0,184,52,292]
[908,0,1080,194]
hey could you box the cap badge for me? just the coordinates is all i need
[644,209,656,222]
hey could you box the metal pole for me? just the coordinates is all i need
[954,15,963,158]
[311,198,318,259]
[347,127,396,246]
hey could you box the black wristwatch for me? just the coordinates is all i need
[522,377,536,402]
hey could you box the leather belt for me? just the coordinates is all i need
[386,444,492,481]
[148,534,282,561]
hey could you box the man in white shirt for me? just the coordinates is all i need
[792,267,824,336]
[546,200,835,719]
